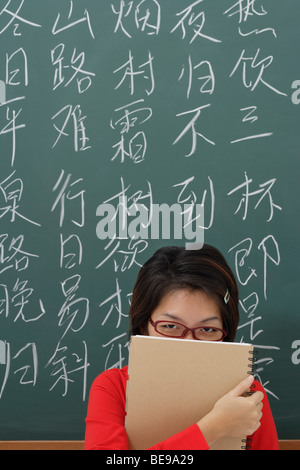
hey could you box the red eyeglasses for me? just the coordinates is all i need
[149,318,227,341]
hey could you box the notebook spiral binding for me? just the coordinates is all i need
[241,348,258,450]
[247,349,258,377]
[241,438,252,450]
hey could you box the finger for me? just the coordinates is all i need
[250,390,264,405]
[252,419,262,434]
[230,375,255,397]
[257,401,263,411]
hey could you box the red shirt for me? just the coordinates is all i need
[84,365,279,450]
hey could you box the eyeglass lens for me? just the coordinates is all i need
[155,321,224,341]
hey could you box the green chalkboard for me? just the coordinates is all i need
[0,0,299,441]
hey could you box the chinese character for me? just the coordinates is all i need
[112,0,161,38]
[0,342,38,399]
[0,172,41,226]
[110,99,152,163]
[173,175,214,230]
[6,48,28,86]
[0,279,45,323]
[58,275,89,340]
[51,170,86,228]
[51,44,95,93]
[60,234,83,270]
[171,0,222,44]
[0,98,26,167]
[99,278,128,328]
[178,55,215,99]
[227,172,282,222]
[224,0,267,24]
[52,1,94,38]
[230,48,287,96]
[173,104,215,157]
[230,105,273,144]
[0,0,41,36]
[52,104,91,152]
[114,50,155,96]
[0,234,39,275]
[46,340,89,401]
[102,334,130,370]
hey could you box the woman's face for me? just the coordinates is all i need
[147,289,223,340]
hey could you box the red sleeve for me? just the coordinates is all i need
[248,380,279,450]
[84,368,209,450]
[148,423,209,450]
[84,369,129,450]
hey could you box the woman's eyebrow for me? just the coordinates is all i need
[161,313,220,324]
[199,316,220,324]
[161,313,183,321]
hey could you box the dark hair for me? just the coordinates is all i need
[129,244,239,342]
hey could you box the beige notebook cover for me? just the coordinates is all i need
[125,336,254,450]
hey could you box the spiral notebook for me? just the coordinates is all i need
[125,336,254,450]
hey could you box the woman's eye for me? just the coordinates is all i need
[159,323,182,331]
[164,324,178,329]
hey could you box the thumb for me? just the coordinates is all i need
[229,375,255,397]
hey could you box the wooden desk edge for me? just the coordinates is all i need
[0,441,85,450]
[0,440,299,450]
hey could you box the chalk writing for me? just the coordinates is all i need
[52,104,91,152]
[112,0,161,38]
[173,104,215,157]
[114,50,155,96]
[51,170,86,228]
[52,1,95,38]
[0,234,38,275]
[99,278,131,370]
[230,48,287,96]
[229,235,281,398]
[0,341,38,399]
[178,55,215,99]
[171,1,222,44]
[230,106,273,144]
[0,99,26,167]
[227,172,282,222]
[223,0,277,37]
[0,171,41,226]
[0,0,41,36]
[111,42,155,164]
[110,99,152,163]
[51,44,96,94]
[96,177,151,271]
[1,278,45,323]
[224,0,267,22]
[46,340,89,400]
[222,1,286,398]
[173,175,214,231]
[49,168,89,399]
[0,46,29,166]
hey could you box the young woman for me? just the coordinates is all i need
[84,245,279,450]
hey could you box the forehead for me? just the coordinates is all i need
[151,289,222,324]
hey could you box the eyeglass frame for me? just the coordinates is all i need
[149,318,227,341]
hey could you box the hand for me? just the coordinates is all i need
[197,376,264,446]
